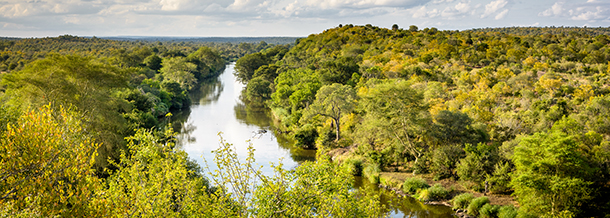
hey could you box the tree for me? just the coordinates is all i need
[245,77,272,102]
[511,118,596,217]
[358,79,429,165]
[0,105,104,217]
[302,83,357,141]
[102,128,221,217]
[234,53,269,83]
[159,57,198,90]
[0,54,129,171]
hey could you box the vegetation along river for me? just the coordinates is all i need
[174,63,453,217]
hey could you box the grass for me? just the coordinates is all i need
[467,196,490,216]
[402,177,429,194]
[451,193,475,210]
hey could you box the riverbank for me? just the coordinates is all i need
[327,146,517,209]
[377,172,517,207]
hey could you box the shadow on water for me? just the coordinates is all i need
[233,102,316,163]
[354,176,454,218]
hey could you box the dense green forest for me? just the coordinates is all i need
[0,36,384,217]
[2,24,610,217]
[235,24,610,217]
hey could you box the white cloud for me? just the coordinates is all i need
[438,1,472,19]
[412,5,439,18]
[539,2,564,17]
[538,1,609,22]
[571,6,607,21]
[481,0,507,18]
[495,8,508,19]
[302,0,430,9]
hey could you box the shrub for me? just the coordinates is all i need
[451,193,475,210]
[498,205,518,218]
[467,196,490,216]
[487,161,513,194]
[341,156,364,176]
[402,177,429,194]
[426,183,450,201]
[431,145,464,180]
[412,155,429,174]
[293,124,318,149]
[363,163,381,184]
[417,189,430,202]
[480,203,501,218]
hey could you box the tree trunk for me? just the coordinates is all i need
[334,118,340,141]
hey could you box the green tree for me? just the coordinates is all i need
[234,53,269,83]
[159,57,198,90]
[358,79,429,164]
[511,118,596,217]
[302,83,357,141]
[245,77,272,102]
[102,128,222,217]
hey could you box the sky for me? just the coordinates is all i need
[0,0,609,37]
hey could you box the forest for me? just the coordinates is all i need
[235,24,610,218]
[1,24,610,218]
[0,35,386,217]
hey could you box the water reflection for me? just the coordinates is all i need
[354,176,454,218]
[174,64,314,175]
[175,63,452,217]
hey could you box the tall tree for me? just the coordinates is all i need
[358,79,429,164]
[302,83,357,141]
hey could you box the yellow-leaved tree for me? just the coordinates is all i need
[0,105,105,217]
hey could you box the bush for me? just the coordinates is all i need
[402,177,429,194]
[480,203,501,218]
[413,155,429,174]
[467,196,490,216]
[498,205,518,218]
[487,161,512,194]
[431,145,464,180]
[426,183,450,201]
[416,189,430,201]
[451,193,475,210]
[341,156,364,176]
[293,124,318,149]
[363,163,381,184]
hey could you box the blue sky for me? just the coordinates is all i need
[0,0,609,37]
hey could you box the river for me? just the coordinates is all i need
[174,63,454,218]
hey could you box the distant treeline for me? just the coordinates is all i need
[100,36,301,45]
[468,26,610,36]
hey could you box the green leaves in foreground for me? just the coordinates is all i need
[208,134,387,218]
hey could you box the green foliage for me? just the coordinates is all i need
[293,124,318,149]
[480,203,501,218]
[0,105,103,217]
[487,161,513,194]
[498,205,518,218]
[159,56,198,90]
[419,184,449,201]
[467,196,490,216]
[362,162,381,184]
[103,128,218,217]
[451,193,475,210]
[402,177,430,194]
[341,156,364,176]
[511,118,596,217]
[457,143,499,191]
[302,83,357,141]
[234,52,269,83]
[430,145,464,180]
[357,79,429,166]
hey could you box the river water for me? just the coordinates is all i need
[174,63,454,218]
